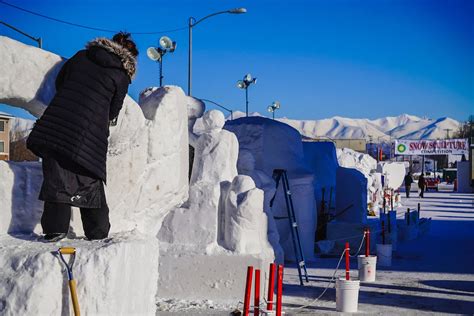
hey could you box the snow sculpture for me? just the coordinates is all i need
[223,175,270,254]
[0,37,189,236]
[159,110,238,248]
[377,162,406,190]
[237,150,284,263]
[336,147,383,210]
[158,111,273,302]
[225,117,316,262]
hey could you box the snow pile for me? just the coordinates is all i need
[0,232,158,315]
[225,117,316,262]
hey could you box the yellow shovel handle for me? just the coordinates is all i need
[59,247,76,255]
[69,279,81,316]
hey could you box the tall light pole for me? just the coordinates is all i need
[237,73,257,116]
[147,36,177,87]
[188,8,246,96]
[267,101,281,120]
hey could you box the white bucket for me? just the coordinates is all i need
[357,255,377,282]
[376,244,392,267]
[336,278,360,313]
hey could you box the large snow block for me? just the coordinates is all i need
[157,246,273,303]
[302,141,339,210]
[336,167,367,223]
[0,232,159,316]
[0,161,43,235]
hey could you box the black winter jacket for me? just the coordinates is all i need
[27,38,137,181]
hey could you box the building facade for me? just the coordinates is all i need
[0,113,12,161]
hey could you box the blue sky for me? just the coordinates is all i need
[0,0,473,121]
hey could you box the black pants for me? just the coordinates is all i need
[41,202,110,239]
[39,150,110,239]
[405,185,410,198]
[419,187,424,198]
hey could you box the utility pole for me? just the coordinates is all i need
[444,128,452,139]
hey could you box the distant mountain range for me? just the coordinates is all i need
[3,110,462,142]
[230,112,461,141]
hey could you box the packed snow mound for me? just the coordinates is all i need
[227,111,460,141]
[377,162,406,190]
[0,231,159,315]
[336,148,377,175]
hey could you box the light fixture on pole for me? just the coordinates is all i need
[147,36,177,87]
[267,101,281,120]
[237,73,257,117]
[188,8,247,96]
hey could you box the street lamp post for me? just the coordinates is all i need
[147,36,177,87]
[267,101,281,120]
[237,74,257,116]
[188,8,246,96]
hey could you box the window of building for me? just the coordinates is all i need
[0,121,5,132]
[0,141,4,153]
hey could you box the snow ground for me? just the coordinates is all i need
[156,191,474,315]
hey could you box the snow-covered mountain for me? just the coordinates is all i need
[3,109,462,142]
[229,111,461,141]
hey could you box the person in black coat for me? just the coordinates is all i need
[418,173,426,198]
[27,32,138,242]
[404,172,413,198]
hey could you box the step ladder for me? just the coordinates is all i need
[270,169,309,286]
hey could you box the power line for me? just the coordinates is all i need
[0,0,187,35]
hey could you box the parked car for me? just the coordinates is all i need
[425,177,440,191]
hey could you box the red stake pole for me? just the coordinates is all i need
[243,266,253,316]
[365,229,370,257]
[276,265,284,316]
[267,263,276,311]
[345,242,350,281]
[254,269,260,316]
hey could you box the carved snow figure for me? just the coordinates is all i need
[223,175,270,254]
[237,150,284,263]
[159,110,239,249]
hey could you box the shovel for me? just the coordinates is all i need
[57,247,80,316]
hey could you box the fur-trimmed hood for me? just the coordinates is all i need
[86,37,136,79]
